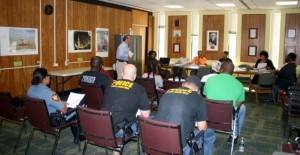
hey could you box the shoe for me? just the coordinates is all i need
[227,135,238,144]
[73,135,85,144]
[263,99,273,102]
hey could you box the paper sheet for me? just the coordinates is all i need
[257,63,267,69]
[128,51,134,57]
[67,92,85,108]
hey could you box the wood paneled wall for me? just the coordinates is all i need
[0,0,152,96]
[240,14,266,62]
[148,15,154,52]
[202,15,224,60]
[168,16,187,58]
[284,13,300,65]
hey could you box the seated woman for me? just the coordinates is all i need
[27,68,82,144]
[251,51,275,84]
[267,53,297,101]
[145,50,170,80]
[190,50,207,75]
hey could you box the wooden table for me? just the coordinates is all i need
[49,66,113,94]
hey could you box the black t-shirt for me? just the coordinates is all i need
[155,86,207,147]
[79,70,112,92]
[101,79,150,132]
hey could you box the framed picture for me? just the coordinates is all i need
[173,43,180,53]
[248,46,257,56]
[249,28,258,39]
[0,27,38,56]
[96,28,109,57]
[285,46,296,54]
[68,30,92,53]
[206,30,219,51]
[173,30,181,37]
[288,29,296,38]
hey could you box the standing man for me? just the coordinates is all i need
[102,64,150,138]
[155,75,215,155]
[204,61,246,144]
[116,35,132,79]
[79,56,112,93]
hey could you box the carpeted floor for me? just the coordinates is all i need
[0,93,298,155]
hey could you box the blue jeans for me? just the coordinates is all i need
[268,85,279,100]
[115,122,138,138]
[234,104,246,136]
[183,128,215,155]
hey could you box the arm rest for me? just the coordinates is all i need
[192,130,205,143]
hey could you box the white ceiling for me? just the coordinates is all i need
[98,0,300,12]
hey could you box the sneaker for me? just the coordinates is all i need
[227,135,238,144]
[73,135,85,144]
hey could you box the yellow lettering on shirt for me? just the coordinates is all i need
[111,80,134,90]
[167,88,192,95]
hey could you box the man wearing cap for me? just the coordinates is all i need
[155,75,215,155]
[204,61,246,144]
[219,51,232,63]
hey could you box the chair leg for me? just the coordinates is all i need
[25,128,35,155]
[83,140,88,155]
[255,92,259,105]
[137,136,140,155]
[52,131,61,155]
[13,121,25,153]
[0,119,3,128]
[283,116,289,138]
[105,148,108,155]
[44,132,47,140]
[77,124,81,151]
[272,92,276,105]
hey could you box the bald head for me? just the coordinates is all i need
[90,56,103,71]
[122,64,137,81]
[220,61,234,75]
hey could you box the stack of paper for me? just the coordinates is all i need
[67,92,85,108]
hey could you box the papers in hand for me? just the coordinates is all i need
[67,92,85,108]
[257,63,267,69]
[128,51,134,57]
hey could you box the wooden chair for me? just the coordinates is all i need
[0,92,26,153]
[138,116,204,155]
[163,80,183,90]
[81,84,104,110]
[24,97,80,155]
[248,72,276,105]
[77,106,139,155]
[204,98,237,155]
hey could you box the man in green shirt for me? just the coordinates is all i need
[203,60,246,144]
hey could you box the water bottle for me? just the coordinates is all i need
[239,137,245,152]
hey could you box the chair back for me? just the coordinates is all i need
[156,89,166,103]
[204,98,233,133]
[77,106,117,147]
[196,67,211,79]
[258,72,275,87]
[138,116,183,155]
[81,84,104,109]
[24,97,53,131]
[163,80,183,90]
[135,77,157,99]
[0,92,18,121]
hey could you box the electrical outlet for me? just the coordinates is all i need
[53,63,58,67]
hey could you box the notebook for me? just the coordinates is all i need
[159,57,170,65]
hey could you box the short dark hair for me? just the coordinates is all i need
[259,51,269,59]
[224,51,229,55]
[123,35,130,41]
[148,50,156,56]
[288,53,297,61]
[32,67,48,85]
[90,56,103,68]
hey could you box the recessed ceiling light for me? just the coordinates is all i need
[276,1,298,5]
[164,5,184,9]
[216,3,236,7]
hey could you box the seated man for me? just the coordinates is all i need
[190,50,207,75]
[219,51,232,63]
[27,67,81,144]
[102,64,150,138]
[79,56,112,93]
[204,61,246,144]
[155,75,215,155]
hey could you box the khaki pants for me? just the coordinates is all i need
[116,60,127,79]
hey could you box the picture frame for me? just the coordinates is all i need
[248,45,257,56]
[285,46,296,54]
[249,28,258,39]
[173,30,181,37]
[206,30,219,51]
[287,29,296,38]
[68,30,92,53]
[96,28,109,57]
[173,43,180,53]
